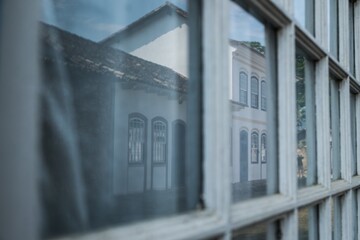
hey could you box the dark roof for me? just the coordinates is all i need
[99,1,187,45]
[40,23,187,94]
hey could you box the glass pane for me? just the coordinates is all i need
[39,0,199,238]
[229,1,278,202]
[294,0,315,35]
[332,195,344,240]
[296,48,317,188]
[353,191,358,240]
[298,205,319,240]
[351,93,357,176]
[330,77,341,180]
[328,0,339,59]
[349,0,356,76]
[232,221,281,240]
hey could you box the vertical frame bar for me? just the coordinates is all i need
[0,1,40,240]
[203,0,230,224]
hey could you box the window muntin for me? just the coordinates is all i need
[330,77,341,180]
[39,0,201,237]
[261,80,266,111]
[294,0,315,35]
[129,114,147,163]
[229,1,278,203]
[152,118,167,164]
[239,72,248,105]
[296,48,317,188]
[251,76,259,109]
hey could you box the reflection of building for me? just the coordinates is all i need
[100,2,269,185]
[229,41,267,183]
[40,22,189,235]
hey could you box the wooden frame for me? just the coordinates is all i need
[3,0,360,239]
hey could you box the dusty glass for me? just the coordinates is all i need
[232,220,281,240]
[332,195,344,240]
[298,205,319,240]
[330,77,341,180]
[351,92,357,176]
[294,0,315,35]
[296,48,317,188]
[349,0,356,76]
[328,0,339,59]
[39,0,200,238]
[229,1,278,202]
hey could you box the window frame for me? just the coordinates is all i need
[151,117,168,164]
[250,75,259,109]
[239,71,248,105]
[128,113,147,164]
[4,0,360,239]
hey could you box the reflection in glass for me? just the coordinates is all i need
[353,191,358,240]
[39,0,199,238]
[296,49,317,188]
[328,0,339,59]
[294,0,315,35]
[349,0,356,76]
[351,93,357,176]
[330,77,341,180]
[232,221,281,240]
[229,1,278,202]
[298,205,319,240]
[332,196,343,240]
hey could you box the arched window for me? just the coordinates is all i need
[152,118,167,163]
[261,80,266,111]
[251,76,259,109]
[261,133,267,163]
[128,114,147,163]
[239,72,248,105]
[251,132,259,163]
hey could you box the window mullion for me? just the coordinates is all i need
[278,22,297,198]
[315,57,331,188]
[203,0,230,221]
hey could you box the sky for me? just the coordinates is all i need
[229,1,265,46]
[41,0,187,41]
[41,0,270,46]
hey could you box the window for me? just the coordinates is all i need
[261,133,267,163]
[351,92,357,176]
[330,77,341,180]
[251,76,259,109]
[329,0,339,59]
[294,0,315,35]
[261,80,266,111]
[4,0,360,239]
[229,1,278,204]
[129,114,147,163]
[152,117,167,164]
[251,131,259,164]
[349,0,356,76]
[239,72,248,105]
[296,47,317,188]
